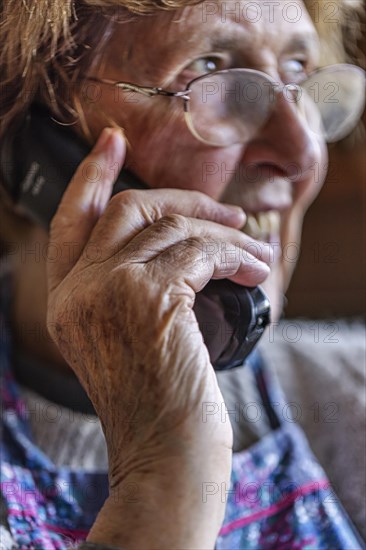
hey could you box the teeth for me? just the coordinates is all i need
[243,214,261,239]
[242,210,281,241]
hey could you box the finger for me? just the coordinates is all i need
[47,128,126,292]
[87,188,246,255]
[149,236,270,292]
[121,214,273,267]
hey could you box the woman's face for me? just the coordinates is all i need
[78,0,328,320]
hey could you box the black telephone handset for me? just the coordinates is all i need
[1,103,270,370]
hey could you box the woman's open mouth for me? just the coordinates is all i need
[242,210,281,243]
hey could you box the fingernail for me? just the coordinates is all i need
[94,128,113,153]
[223,204,245,215]
[222,204,246,224]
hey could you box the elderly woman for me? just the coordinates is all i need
[0,0,365,548]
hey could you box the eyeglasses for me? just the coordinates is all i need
[85,64,365,146]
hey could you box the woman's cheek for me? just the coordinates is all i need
[278,138,328,297]
[294,137,329,212]
[124,105,241,198]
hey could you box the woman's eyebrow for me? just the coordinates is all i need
[178,31,246,57]
[209,33,319,53]
[282,34,320,55]
[209,35,244,51]
[164,27,320,71]
[181,30,318,56]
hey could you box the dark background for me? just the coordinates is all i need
[285,21,365,319]
[286,134,365,318]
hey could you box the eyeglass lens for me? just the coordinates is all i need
[184,65,365,146]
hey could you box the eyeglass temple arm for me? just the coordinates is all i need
[85,76,191,100]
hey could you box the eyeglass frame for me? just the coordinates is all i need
[83,64,365,145]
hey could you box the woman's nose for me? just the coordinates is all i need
[241,87,321,181]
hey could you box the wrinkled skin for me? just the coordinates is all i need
[78,0,327,319]
[17,1,329,547]
[47,130,270,547]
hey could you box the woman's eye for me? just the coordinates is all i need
[183,56,223,76]
[281,59,308,82]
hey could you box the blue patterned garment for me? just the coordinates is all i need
[1,274,365,549]
[215,357,365,549]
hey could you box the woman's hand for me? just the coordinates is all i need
[46,128,271,549]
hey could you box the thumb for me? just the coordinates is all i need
[47,127,126,292]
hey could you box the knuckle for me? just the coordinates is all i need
[168,237,204,265]
[108,189,143,212]
[158,213,189,233]
[184,236,205,251]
